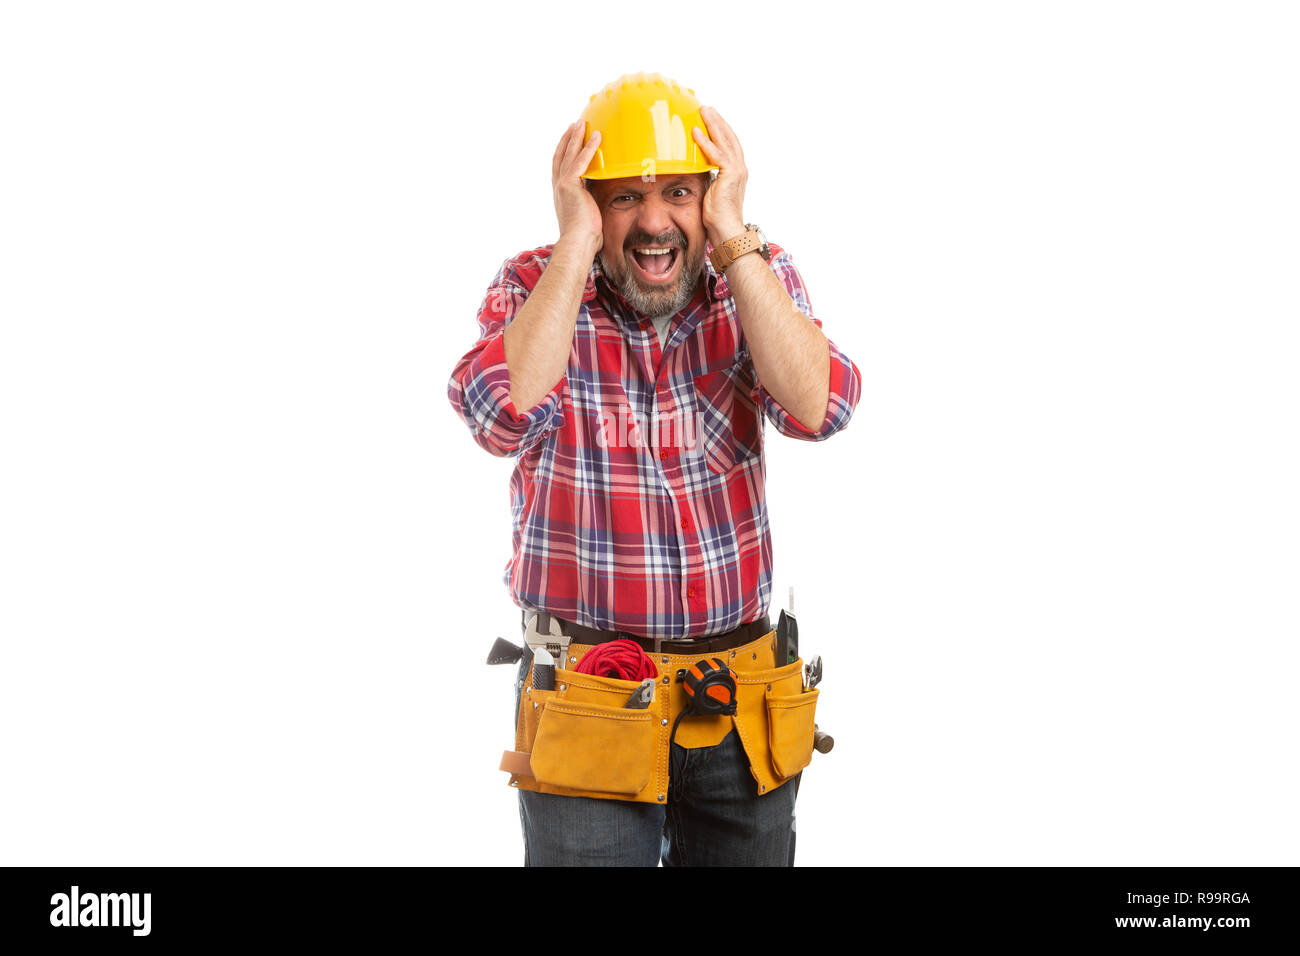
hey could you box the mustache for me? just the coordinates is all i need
[625,235,687,250]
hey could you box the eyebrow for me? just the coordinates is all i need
[605,177,698,197]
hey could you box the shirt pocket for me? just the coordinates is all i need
[692,362,762,475]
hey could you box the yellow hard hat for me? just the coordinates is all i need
[579,73,718,181]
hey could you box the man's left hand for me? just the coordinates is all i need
[692,106,748,245]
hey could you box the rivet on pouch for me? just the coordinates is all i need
[766,684,771,691]
[533,702,538,709]
[661,657,669,664]
[661,718,668,726]
[752,652,757,660]
[658,794,665,802]
[760,785,766,793]
[559,684,567,691]
[662,676,670,684]
[568,657,577,664]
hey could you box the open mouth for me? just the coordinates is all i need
[629,245,680,283]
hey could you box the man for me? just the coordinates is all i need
[448,74,861,866]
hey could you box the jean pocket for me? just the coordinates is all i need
[693,364,761,475]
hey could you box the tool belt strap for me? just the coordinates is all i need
[532,612,772,656]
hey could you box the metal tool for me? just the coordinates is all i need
[530,645,555,691]
[775,586,798,667]
[623,678,655,709]
[804,655,823,692]
[486,637,525,666]
[522,610,570,668]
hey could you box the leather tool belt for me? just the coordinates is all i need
[501,617,818,805]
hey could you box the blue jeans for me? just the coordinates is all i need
[513,655,799,867]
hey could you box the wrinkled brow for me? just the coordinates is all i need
[597,176,702,197]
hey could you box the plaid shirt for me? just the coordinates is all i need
[448,241,861,639]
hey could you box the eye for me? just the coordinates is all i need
[610,194,637,208]
[668,187,691,199]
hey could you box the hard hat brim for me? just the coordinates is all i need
[582,160,718,181]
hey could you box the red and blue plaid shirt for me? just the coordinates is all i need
[448,241,861,639]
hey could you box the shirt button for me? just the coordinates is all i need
[687,586,696,598]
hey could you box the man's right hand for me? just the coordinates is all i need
[552,121,604,253]
[497,122,605,415]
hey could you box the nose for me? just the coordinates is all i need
[633,196,677,245]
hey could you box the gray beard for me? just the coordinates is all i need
[601,247,705,318]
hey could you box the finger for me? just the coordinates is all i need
[569,128,601,176]
[558,131,599,187]
[560,120,587,171]
[701,106,734,141]
[553,121,579,181]
[692,125,726,167]
[702,106,743,161]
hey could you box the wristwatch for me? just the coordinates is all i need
[709,223,771,274]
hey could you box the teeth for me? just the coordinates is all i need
[633,247,674,255]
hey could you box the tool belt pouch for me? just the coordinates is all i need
[531,699,655,795]
[767,686,819,779]
[511,662,659,801]
[733,659,819,794]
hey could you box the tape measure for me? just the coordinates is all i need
[681,658,738,716]
[668,658,740,753]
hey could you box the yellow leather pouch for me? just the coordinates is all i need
[530,698,656,795]
[511,661,668,803]
[766,688,819,779]
[731,658,816,795]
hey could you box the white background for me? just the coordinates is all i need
[2,1,1296,866]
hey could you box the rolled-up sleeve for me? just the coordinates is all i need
[447,259,566,457]
[758,250,862,441]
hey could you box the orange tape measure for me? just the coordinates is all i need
[681,657,738,716]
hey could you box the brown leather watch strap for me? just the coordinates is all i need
[710,229,764,274]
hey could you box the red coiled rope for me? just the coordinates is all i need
[572,639,659,681]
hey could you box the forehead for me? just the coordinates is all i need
[589,173,708,196]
